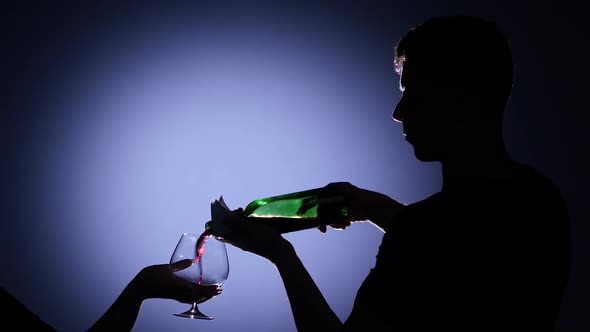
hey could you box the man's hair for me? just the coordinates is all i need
[394,16,514,108]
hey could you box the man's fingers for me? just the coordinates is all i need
[317,222,351,233]
[333,221,351,229]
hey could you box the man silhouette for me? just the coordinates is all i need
[222,15,572,331]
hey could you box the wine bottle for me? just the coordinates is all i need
[206,187,350,234]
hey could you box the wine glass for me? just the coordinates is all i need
[169,232,229,320]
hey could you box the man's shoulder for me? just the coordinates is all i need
[399,192,444,217]
[511,162,566,205]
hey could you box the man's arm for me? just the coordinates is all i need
[221,213,343,332]
[320,182,405,233]
[359,188,404,232]
[271,241,343,332]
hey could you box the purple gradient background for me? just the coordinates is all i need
[2,1,588,331]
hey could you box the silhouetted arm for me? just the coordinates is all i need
[221,212,343,332]
[319,182,405,233]
[271,241,343,332]
[359,188,404,232]
[87,262,220,332]
[86,274,144,332]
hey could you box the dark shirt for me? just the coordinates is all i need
[344,163,571,331]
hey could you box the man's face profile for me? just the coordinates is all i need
[392,60,453,162]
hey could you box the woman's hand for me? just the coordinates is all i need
[135,261,221,304]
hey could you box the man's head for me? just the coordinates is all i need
[391,16,513,162]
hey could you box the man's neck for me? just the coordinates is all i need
[441,143,515,191]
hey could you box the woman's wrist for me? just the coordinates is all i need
[128,267,156,301]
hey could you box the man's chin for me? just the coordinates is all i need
[412,147,439,162]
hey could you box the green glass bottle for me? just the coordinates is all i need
[206,187,350,234]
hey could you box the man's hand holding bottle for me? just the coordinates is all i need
[318,182,405,233]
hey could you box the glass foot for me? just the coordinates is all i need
[174,305,213,320]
